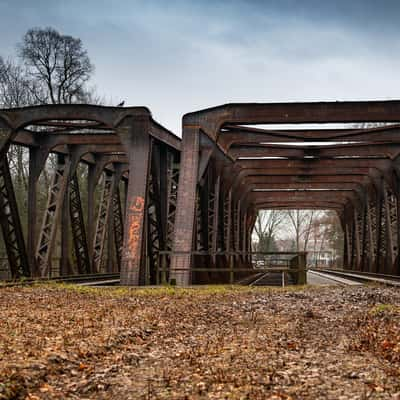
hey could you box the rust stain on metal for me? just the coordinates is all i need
[126,196,145,261]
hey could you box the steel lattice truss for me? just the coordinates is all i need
[0,105,180,284]
[169,101,400,285]
[1,101,400,285]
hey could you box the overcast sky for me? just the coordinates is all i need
[1,0,399,134]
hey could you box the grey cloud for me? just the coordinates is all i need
[0,0,399,134]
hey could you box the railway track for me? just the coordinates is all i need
[307,270,362,286]
[2,269,399,288]
[243,268,400,287]
[241,271,295,287]
[308,268,400,287]
[0,273,120,288]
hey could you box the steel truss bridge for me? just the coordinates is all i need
[1,101,400,285]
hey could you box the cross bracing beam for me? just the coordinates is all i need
[218,124,400,149]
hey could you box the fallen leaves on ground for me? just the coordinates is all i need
[0,284,399,399]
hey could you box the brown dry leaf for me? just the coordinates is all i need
[0,284,399,399]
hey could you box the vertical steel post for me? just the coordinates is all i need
[118,116,152,285]
[28,147,50,276]
[87,164,96,271]
[60,185,71,275]
[170,126,200,286]
[211,174,220,264]
[28,148,39,276]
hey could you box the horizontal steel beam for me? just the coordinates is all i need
[233,167,379,176]
[243,175,370,184]
[255,202,343,210]
[245,182,363,191]
[183,100,400,140]
[251,191,353,203]
[236,158,392,169]
[0,104,150,130]
[220,124,400,145]
[229,143,400,160]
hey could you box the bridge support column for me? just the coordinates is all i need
[171,126,200,286]
[118,117,151,285]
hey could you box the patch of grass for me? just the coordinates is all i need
[369,303,399,315]
[27,282,312,300]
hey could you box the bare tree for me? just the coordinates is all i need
[318,212,344,265]
[0,57,37,108]
[19,27,94,104]
[253,210,286,252]
[286,210,321,251]
[0,56,36,194]
[0,28,100,257]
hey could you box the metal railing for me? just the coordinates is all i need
[156,251,307,285]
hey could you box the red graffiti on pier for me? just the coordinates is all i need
[126,196,145,261]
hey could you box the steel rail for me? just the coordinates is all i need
[308,268,400,287]
[0,273,120,287]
